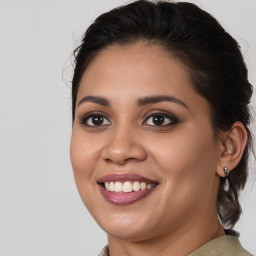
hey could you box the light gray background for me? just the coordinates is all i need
[0,0,255,255]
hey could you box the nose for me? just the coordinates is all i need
[101,126,147,165]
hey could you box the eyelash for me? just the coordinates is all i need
[79,111,178,128]
[79,112,111,127]
[143,111,178,126]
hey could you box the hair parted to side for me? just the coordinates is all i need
[72,0,253,228]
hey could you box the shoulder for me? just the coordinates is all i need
[190,235,253,256]
[99,236,253,256]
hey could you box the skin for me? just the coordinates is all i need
[70,42,246,256]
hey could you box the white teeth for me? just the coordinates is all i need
[133,181,141,191]
[109,182,115,192]
[123,181,133,192]
[114,182,123,192]
[141,182,146,190]
[104,181,155,192]
[147,184,152,189]
[105,182,110,191]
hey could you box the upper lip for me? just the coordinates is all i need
[97,173,158,184]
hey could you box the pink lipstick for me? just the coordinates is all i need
[97,174,158,205]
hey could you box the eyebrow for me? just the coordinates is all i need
[77,96,110,107]
[137,95,188,109]
[77,95,188,109]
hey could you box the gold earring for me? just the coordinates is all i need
[224,167,230,177]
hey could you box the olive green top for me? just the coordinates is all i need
[98,236,253,256]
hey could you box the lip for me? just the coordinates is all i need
[97,173,158,205]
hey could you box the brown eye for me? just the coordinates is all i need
[83,114,111,126]
[144,113,177,126]
[91,116,104,125]
[152,115,165,125]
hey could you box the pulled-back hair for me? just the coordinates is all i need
[72,0,253,228]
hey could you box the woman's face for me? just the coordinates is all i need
[70,42,222,241]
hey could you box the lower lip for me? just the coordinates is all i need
[99,185,155,205]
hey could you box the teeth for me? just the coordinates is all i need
[104,181,155,193]
[115,182,123,192]
[123,181,133,192]
[133,181,141,191]
[141,182,146,190]
[105,182,110,191]
[146,184,152,189]
[109,182,115,192]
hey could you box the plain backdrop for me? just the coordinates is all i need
[0,0,255,255]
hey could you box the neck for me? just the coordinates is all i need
[107,216,225,256]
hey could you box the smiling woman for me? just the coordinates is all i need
[70,1,254,255]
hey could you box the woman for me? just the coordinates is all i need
[70,1,254,255]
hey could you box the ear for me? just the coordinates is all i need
[216,122,248,178]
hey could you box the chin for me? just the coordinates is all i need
[103,224,154,241]
[94,211,162,241]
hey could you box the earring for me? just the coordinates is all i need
[224,167,230,177]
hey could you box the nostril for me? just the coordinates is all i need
[102,143,147,165]
[104,156,141,165]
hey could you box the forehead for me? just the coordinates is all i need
[78,42,194,97]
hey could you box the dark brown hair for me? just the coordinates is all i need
[72,0,253,228]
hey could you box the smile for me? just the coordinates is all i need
[97,174,158,205]
[104,181,155,193]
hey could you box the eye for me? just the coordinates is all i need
[81,114,111,127]
[143,113,177,126]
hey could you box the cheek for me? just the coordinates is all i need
[70,130,106,218]
[148,125,218,198]
[165,124,215,169]
[71,127,100,169]
[70,129,102,194]
[144,127,219,226]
